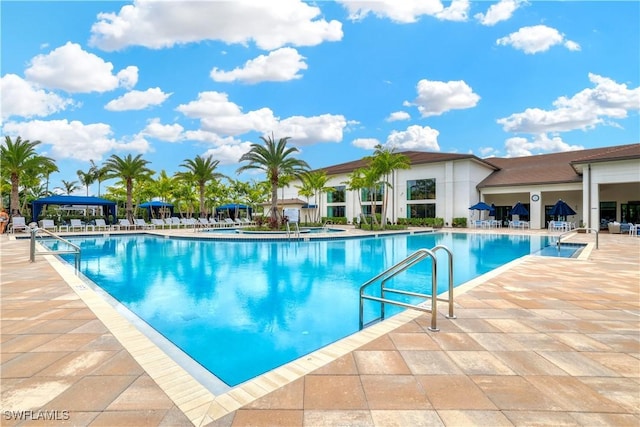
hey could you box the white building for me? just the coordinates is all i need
[282,143,640,230]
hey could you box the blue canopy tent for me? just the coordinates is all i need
[31,195,117,224]
[138,201,174,218]
[215,203,253,220]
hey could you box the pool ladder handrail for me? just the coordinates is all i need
[359,245,455,332]
[29,226,81,273]
[286,221,300,240]
[557,227,599,250]
[322,220,333,231]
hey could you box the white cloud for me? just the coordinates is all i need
[203,142,254,166]
[435,0,469,22]
[274,114,347,145]
[89,0,342,51]
[474,0,522,26]
[339,0,469,23]
[504,134,584,157]
[24,42,138,93]
[352,138,380,150]
[385,125,440,150]
[105,88,171,111]
[2,119,150,161]
[210,48,308,84]
[140,118,184,142]
[497,73,640,134]
[386,111,411,122]
[177,91,347,144]
[177,91,276,136]
[0,74,74,120]
[496,25,580,54]
[410,78,480,117]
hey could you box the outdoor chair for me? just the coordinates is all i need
[9,217,28,233]
[135,218,155,229]
[151,218,167,229]
[39,219,58,232]
[118,218,133,230]
[94,219,109,231]
[69,219,86,232]
[170,217,185,228]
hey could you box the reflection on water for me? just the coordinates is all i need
[45,232,552,386]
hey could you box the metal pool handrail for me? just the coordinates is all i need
[557,227,599,250]
[359,245,455,332]
[30,227,81,273]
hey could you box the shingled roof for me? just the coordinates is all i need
[317,151,495,176]
[478,143,640,188]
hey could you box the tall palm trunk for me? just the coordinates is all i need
[126,180,134,222]
[10,174,20,216]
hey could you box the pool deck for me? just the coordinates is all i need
[1,227,639,426]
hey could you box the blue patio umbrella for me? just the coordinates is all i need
[549,199,576,218]
[469,201,492,211]
[511,202,529,216]
[469,201,492,221]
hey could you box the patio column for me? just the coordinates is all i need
[529,191,542,230]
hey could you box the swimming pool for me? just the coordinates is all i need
[44,232,566,387]
[205,227,344,234]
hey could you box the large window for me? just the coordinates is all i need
[326,206,345,217]
[327,186,345,203]
[361,184,384,202]
[407,203,436,218]
[407,179,436,200]
[600,201,616,223]
[361,204,382,215]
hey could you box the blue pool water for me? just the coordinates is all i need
[205,227,344,234]
[45,232,570,387]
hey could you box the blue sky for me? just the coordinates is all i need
[2,0,639,193]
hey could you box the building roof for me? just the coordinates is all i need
[478,143,640,188]
[316,151,495,176]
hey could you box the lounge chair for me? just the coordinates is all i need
[241,218,256,226]
[39,219,58,232]
[209,218,226,228]
[9,217,28,233]
[118,218,133,230]
[69,219,86,232]
[181,217,198,228]
[170,217,185,228]
[224,218,237,227]
[94,218,110,231]
[135,218,155,229]
[151,218,167,229]
[198,217,212,227]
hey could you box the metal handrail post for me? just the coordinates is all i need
[428,250,438,332]
[433,245,455,319]
[30,227,37,262]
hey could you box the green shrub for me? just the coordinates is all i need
[452,217,467,228]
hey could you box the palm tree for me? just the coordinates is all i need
[343,169,368,225]
[361,166,383,226]
[237,135,309,227]
[176,155,226,218]
[300,170,330,223]
[90,160,108,197]
[77,169,96,196]
[102,154,154,222]
[1,136,57,216]
[369,145,411,227]
[56,180,81,195]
